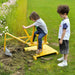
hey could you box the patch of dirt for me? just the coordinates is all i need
[50,43,59,46]
[0,42,35,75]
[41,57,53,61]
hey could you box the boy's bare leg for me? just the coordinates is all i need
[64,54,68,60]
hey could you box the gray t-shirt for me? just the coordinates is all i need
[33,18,48,34]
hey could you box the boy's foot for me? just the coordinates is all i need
[58,60,68,67]
[36,49,42,54]
[36,50,39,54]
[57,57,64,61]
[39,49,42,53]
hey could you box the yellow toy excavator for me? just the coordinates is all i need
[4,26,58,60]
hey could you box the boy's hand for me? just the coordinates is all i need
[22,25,27,29]
[59,39,63,44]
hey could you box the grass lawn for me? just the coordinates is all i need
[6,0,27,36]
[0,0,75,75]
[25,0,75,75]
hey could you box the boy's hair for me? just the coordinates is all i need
[57,5,70,15]
[29,12,40,20]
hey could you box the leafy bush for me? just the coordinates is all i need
[0,0,8,3]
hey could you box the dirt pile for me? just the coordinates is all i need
[0,43,35,75]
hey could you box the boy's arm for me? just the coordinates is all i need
[59,29,66,44]
[23,24,34,29]
[60,23,68,44]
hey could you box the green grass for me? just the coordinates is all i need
[25,0,75,75]
[0,0,8,3]
[0,72,10,75]
[6,0,27,36]
[0,0,8,4]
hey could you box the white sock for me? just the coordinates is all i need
[63,60,67,63]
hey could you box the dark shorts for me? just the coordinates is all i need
[59,39,69,54]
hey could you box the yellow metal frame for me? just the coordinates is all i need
[4,26,58,60]
[4,26,48,52]
[33,45,59,60]
[24,34,58,60]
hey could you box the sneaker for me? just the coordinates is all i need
[58,60,68,67]
[57,57,64,61]
[36,49,42,54]
[36,50,39,54]
[39,49,42,54]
